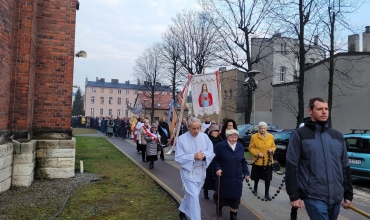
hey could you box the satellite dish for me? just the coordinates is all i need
[75,50,87,58]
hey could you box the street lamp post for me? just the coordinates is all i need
[243,70,261,132]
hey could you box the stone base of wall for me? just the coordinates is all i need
[36,138,76,179]
[12,140,36,187]
[0,142,14,193]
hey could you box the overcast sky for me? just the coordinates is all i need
[73,0,369,91]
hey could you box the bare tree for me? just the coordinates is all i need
[161,26,187,101]
[316,0,367,126]
[274,0,321,127]
[199,0,275,123]
[171,9,221,75]
[133,43,166,122]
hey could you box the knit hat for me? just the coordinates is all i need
[225,129,239,137]
[208,124,219,133]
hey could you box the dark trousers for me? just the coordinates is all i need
[141,145,147,161]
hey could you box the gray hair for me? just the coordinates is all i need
[258,121,268,128]
[188,117,201,126]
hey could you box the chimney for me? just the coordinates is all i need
[96,77,98,82]
[137,79,140,85]
[314,35,318,45]
[111,79,119,83]
[363,26,370,52]
[348,34,359,52]
[100,78,105,83]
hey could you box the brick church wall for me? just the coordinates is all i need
[8,0,38,132]
[33,0,76,130]
[0,0,16,131]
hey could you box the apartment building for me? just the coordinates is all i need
[84,78,171,118]
[272,27,370,132]
[250,34,326,123]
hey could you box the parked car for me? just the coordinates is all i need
[237,124,279,151]
[344,129,370,180]
[274,129,295,163]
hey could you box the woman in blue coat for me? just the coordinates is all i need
[214,129,249,220]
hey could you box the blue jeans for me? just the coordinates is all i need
[304,198,341,220]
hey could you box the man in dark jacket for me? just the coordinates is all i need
[179,118,188,136]
[286,97,353,220]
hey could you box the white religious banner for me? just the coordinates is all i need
[191,72,220,116]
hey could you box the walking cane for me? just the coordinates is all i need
[349,204,370,219]
[217,174,220,220]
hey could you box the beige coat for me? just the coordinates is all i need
[138,125,150,145]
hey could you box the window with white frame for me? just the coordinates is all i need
[91,96,95,104]
[125,98,129,103]
[109,89,113,93]
[109,109,112,115]
[118,98,121,105]
[100,97,104,104]
[280,67,286,82]
[91,108,94,116]
[125,110,129,117]
[101,88,104,93]
[92,88,96,92]
[100,108,103,116]
[126,90,129,94]
[118,89,121,94]
[109,97,113,104]
[117,109,121,116]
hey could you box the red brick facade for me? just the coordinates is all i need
[0,0,15,131]
[0,0,77,139]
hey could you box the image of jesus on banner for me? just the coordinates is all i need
[198,83,213,107]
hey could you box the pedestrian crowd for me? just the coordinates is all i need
[73,96,354,220]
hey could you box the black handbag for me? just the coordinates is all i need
[157,142,163,152]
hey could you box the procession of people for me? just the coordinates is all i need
[72,96,354,220]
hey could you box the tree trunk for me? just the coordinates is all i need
[327,11,335,127]
[297,0,305,128]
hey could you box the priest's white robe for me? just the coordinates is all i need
[175,131,215,220]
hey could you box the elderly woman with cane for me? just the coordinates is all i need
[213,129,249,220]
[248,121,276,201]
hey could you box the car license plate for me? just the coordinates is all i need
[348,159,362,165]
[276,145,286,149]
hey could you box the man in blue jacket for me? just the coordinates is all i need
[286,97,353,220]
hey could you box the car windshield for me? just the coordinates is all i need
[345,137,370,153]
[237,124,253,134]
[274,132,291,141]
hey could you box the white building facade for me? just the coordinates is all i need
[84,78,171,118]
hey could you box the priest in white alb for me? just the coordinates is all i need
[175,117,215,220]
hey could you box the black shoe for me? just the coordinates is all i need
[252,189,258,196]
[203,190,209,200]
[265,195,272,201]
[179,211,187,220]
[230,211,238,220]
